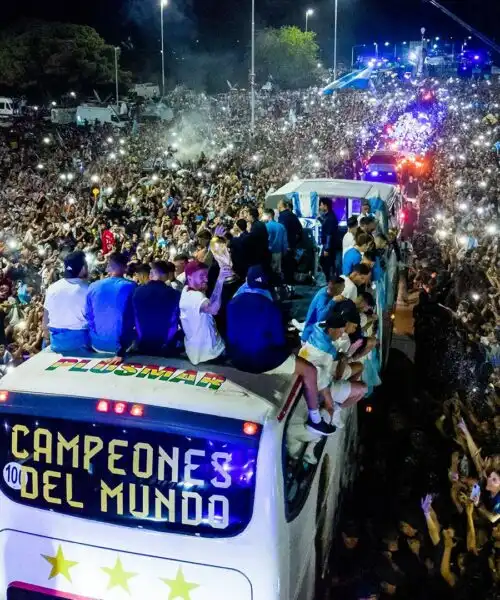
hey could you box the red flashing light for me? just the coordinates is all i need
[0,391,9,403]
[96,399,109,413]
[243,422,259,436]
[130,404,144,417]
[114,402,127,415]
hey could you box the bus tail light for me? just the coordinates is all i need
[0,391,8,403]
[114,402,127,415]
[96,400,109,412]
[130,404,144,417]
[243,422,259,436]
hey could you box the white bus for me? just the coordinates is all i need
[0,351,358,600]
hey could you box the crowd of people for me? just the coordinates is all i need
[0,72,499,597]
[330,78,500,600]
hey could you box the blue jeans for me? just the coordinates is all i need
[49,328,90,355]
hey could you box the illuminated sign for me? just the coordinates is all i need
[0,415,257,537]
[45,359,226,391]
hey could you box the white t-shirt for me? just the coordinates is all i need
[180,288,225,365]
[44,278,89,330]
[342,231,356,256]
[341,276,358,301]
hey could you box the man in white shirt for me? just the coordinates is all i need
[342,216,359,256]
[179,260,231,365]
[43,251,90,353]
[340,264,372,301]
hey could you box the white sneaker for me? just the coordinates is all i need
[291,319,305,332]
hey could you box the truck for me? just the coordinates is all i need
[76,105,127,128]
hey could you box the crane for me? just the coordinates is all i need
[424,0,500,56]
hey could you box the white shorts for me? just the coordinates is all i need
[265,354,296,375]
[331,380,352,404]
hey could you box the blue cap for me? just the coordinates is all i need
[247,265,270,289]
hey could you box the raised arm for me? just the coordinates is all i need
[440,529,457,587]
[200,267,232,316]
[421,494,441,546]
[457,419,484,477]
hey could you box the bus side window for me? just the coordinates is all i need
[0,103,5,110]
[283,394,326,521]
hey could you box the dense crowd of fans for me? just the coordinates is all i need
[331,78,500,600]
[0,74,499,597]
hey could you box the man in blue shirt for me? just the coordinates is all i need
[133,260,181,356]
[263,208,288,274]
[86,252,136,357]
[227,265,336,436]
[342,232,373,276]
[302,277,346,342]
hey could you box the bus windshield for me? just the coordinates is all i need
[0,400,259,538]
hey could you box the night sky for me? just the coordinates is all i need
[2,0,499,84]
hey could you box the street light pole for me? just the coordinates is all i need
[114,47,119,110]
[251,0,255,133]
[374,42,378,57]
[333,0,338,80]
[305,9,314,32]
[160,0,167,98]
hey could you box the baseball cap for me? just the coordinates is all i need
[322,313,347,330]
[64,251,86,278]
[184,260,208,279]
[334,300,361,326]
[247,265,270,289]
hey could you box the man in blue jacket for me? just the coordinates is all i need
[227,265,336,436]
[319,198,341,279]
[132,260,181,356]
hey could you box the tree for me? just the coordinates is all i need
[254,26,320,89]
[0,21,131,97]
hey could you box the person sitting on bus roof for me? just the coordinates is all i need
[132,263,151,285]
[43,250,90,354]
[359,215,377,235]
[340,264,372,301]
[342,232,373,276]
[86,252,137,357]
[301,276,346,343]
[342,216,359,256]
[226,265,336,437]
[179,260,230,365]
[132,260,181,356]
[299,313,367,428]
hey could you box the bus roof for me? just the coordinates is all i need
[0,351,297,425]
[265,178,397,209]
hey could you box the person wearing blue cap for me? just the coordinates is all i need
[43,250,90,353]
[227,265,336,436]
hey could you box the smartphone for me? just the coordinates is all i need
[470,483,481,503]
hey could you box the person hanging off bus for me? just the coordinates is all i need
[342,232,373,276]
[43,251,90,354]
[86,252,136,358]
[300,276,347,343]
[226,265,336,436]
[299,313,367,428]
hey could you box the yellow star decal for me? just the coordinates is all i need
[161,567,200,600]
[42,545,78,582]
[101,556,137,594]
